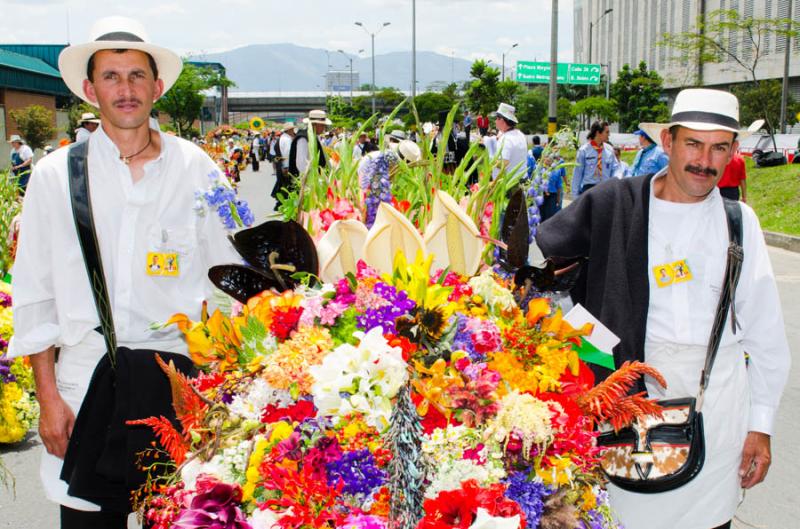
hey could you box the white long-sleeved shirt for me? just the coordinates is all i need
[10,125,240,358]
[279,134,293,169]
[646,176,790,435]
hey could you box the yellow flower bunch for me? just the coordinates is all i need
[535,454,574,487]
[0,382,27,443]
[411,354,468,420]
[0,306,12,340]
[242,436,270,502]
[261,326,333,395]
[164,303,241,369]
[389,252,454,315]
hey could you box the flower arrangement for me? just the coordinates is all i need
[135,250,660,529]
[195,170,255,230]
[0,282,40,444]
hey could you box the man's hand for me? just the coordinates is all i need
[38,394,75,459]
[739,431,771,489]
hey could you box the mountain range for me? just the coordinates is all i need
[192,43,475,92]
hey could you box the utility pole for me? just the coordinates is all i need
[548,0,558,136]
[412,0,417,98]
[780,0,794,133]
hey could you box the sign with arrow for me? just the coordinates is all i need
[516,61,602,86]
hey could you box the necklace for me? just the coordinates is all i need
[119,134,152,165]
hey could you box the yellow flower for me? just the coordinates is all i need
[242,436,270,502]
[580,486,597,511]
[269,421,294,443]
[535,455,574,487]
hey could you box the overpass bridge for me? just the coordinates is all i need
[207,90,411,124]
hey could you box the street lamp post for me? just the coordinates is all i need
[355,21,391,115]
[337,49,362,102]
[587,7,613,96]
[412,0,416,98]
[501,43,518,82]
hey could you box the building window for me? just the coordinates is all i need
[649,0,658,68]
[659,0,668,69]
[765,0,773,56]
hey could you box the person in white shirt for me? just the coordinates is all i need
[8,134,34,193]
[529,88,790,529]
[74,112,101,143]
[493,103,527,179]
[288,109,330,178]
[10,16,239,526]
[613,145,631,178]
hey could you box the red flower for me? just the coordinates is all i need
[194,372,226,392]
[384,333,417,362]
[392,197,411,213]
[261,400,316,424]
[418,480,524,529]
[411,391,454,434]
[269,307,303,340]
[557,360,596,397]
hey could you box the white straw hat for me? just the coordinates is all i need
[7,134,24,144]
[494,103,518,124]
[58,16,183,105]
[79,112,101,124]
[303,109,332,126]
[639,88,764,146]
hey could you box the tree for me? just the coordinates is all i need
[557,97,576,130]
[515,87,548,133]
[497,79,520,107]
[441,82,460,101]
[731,80,800,133]
[611,62,670,132]
[155,62,234,137]
[408,92,456,125]
[571,96,618,124]
[660,9,800,142]
[464,60,501,116]
[66,101,100,141]
[9,105,56,151]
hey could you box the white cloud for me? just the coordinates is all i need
[12,0,577,67]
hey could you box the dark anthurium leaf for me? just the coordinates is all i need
[208,264,276,304]
[497,186,530,271]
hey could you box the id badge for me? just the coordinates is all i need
[653,259,692,288]
[146,252,180,277]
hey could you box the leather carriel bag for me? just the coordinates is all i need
[596,198,744,494]
[60,141,196,512]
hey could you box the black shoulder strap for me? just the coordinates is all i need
[67,142,118,367]
[698,198,744,404]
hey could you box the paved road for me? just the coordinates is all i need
[1,164,798,528]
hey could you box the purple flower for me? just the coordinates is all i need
[0,354,15,384]
[502,471,552,528]
[452,314,480,361]
[173,477,252,529]
[363,154,392,228]
[0,292,11,308]
[356,282,416,333]
[235,199,255,227]
[337,514,387,529]
[326,449,387,499]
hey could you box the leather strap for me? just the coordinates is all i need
[697,198,743,409]
[68,142,118,367]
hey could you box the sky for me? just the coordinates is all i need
[0,0,575,68]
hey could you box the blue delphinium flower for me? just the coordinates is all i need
[326,449,387,498]
[503,471,553,528]
[364,153,392,228]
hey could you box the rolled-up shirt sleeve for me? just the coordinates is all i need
[737,206,791,435]
[9,163,59,358]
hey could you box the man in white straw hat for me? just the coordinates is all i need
[525,88,789,529]
[493,103,527,179]
[10,16,238,527]
[8,134,33,193]
[74,112,101,143]
[287,109,330,182]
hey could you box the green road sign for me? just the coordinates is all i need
[515,61,602,85]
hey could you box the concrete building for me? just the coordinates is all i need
[0,44,71,166]
[573,0,800,97]
[325,70,360,94]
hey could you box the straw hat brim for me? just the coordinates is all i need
[303,117,333,126]
[59,40,183,105]
[639,119,764,147]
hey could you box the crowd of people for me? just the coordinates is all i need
[2,14,791,529]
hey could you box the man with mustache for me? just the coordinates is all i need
[9,16,238,528]
[525,88,789,529]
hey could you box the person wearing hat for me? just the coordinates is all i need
[526,88,789,529]
[9,16,239,525]
[493,103,527,179]
[629,128,669,177]
[572,120,619,196]
[74,112,101,143]
[271,121,296,200]
[287,109,329,183]
[7,134,34,193]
